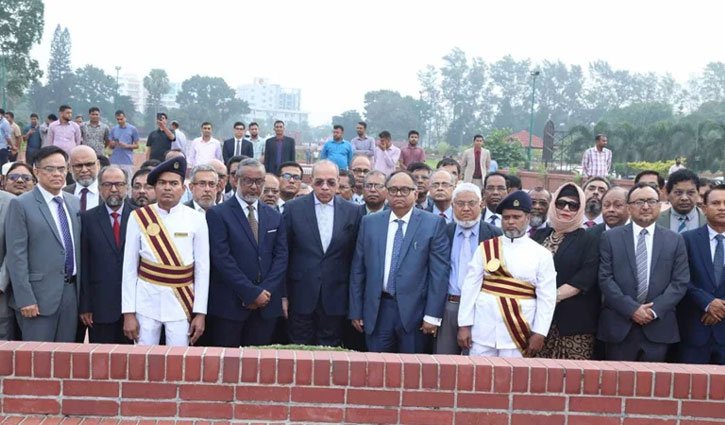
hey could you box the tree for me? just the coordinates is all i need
[363,90,424,141]
[143,68,170,128]
[0,0,44,103]
[46,25,73,110]
[698,62,725,103]
[71,65,136,123]
[173,75,249,133]
[417,65,445,144]
[486,128,526,168]
[331,110,363,141]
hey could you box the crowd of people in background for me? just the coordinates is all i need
[0,104,723,367]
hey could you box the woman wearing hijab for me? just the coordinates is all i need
[532,182,600,359]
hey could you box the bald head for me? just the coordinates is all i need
[69,145,99,187]
[207,159,228,202]
[601,186,630,228]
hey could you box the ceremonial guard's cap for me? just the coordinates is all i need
[147,156,187,186]
[495,190,532,214]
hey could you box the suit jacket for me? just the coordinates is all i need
[207,198,288,321]
[63,184,76,194]
[284,194,362,316]
[222,137,253,164]
[533,227,600,335]
[598,223,689,344]
[263,136,296,175]
[5,187,82,315]
[183,200,195,209]
[460,147,491,182]
[656,208,706,230]
[445,220,502,245]
[358,203,389,216]
[587,222,607,240]
[79,202,134,323]
[349,208,450,334]
[679,225,725,346]
[0,191,15,318]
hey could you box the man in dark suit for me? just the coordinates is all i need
[588,186,630,240]
[598,182,690,362]
[222,122,253,164]
[434,182,501,354]
[283,160,362,346]
[263,120,295,175]
[206,158,288,347]
[349,170,450,353]
[6,146,82,342]
[79,165,134,344]
[679,184,725,364]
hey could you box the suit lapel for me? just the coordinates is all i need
[326,197,344,255]
[229,197,258,249]
[257,204,266,251]
[698,225,717,288]
[34,188,63,246]
[304,194,324,254]
[378,211,390,282]
[120,204,133,249]
[622,224,638,279]
[650,226,664,281]
[396,208,421,267]
[96,205,118,253]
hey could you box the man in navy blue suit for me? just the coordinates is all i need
[349,170,450,353]
[79,165,135,343]
[283,159,362,346]
[680,184,725,364]
[222,122,253,164]
[206,158,288,347]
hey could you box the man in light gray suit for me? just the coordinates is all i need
[0,189,16,340]
[5,146,82,342]
[598,182,689,362]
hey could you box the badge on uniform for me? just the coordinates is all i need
[174,232,188,237]
[486,258,501,273]
[146,223,161,237]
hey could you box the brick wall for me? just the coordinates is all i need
[1,341,724,424]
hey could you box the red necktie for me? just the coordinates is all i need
[529,227,537,237]
[439,212,447,220]
[80,187,89,212]
[585,220,595,228]
[111,212,120,248]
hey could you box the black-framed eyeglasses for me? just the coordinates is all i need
[388,186,415,196]
[100,182,127,189]
[242,178,265,187]
[7,174,33,182]
[629,199,659,207]
[364,183,385,190]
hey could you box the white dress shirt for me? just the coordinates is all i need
[708,226,725,264]
[482,207,501,228]
[74,179,100,210]
[432,203,453,224]
[314,194,334,252]
[582,213,604,228]
[232,138,247,156]
[122,202,209,321]
[351,193,365,205]
[632,221,656,287]
[106,203,124,226]
[276,198,285,214]
[37,185,77,275]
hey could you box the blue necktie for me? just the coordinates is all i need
[677,216,688,233]
[53,197,75,277]
[387,219,404,296]
[714,234,724,288]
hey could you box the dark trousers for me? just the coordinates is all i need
[342,318,367,351]
[208,312,277,347]
[288,299,344,347]
[0,148,8,169]
[680,336,725,365]
[89,318,132,344]
[605,325,668,362]
[366,296,427,354]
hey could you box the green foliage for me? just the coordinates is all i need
[434,141,457,156]
[363,90,425,141]
[0,0,44,101]
[331,110,363,140]
[143,69,170,128]
[46,25,73,110]
[172,75,250,134]
[70,65,136,123]
[485,128,526,168]
[626,159,682,177]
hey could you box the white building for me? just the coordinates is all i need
[118,73,146,112]
[236,78,307,124]
[160,81,181,111]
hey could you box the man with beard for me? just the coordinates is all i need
[481,172,508,228]
[262,173,281,209]
[589,187,631,239]
[129,169,156,208]
[360,170,388,215]
[582,177,610,227]
[64,146,100,213]
[434,183,501,354]
[458,191,556,358]
[206,158,288,347]
[635,170,668,209]
[277,161,303,213]
[247,122,264,160]
[225,156,246,201]
[79,165,134,344]
[527,187,551,236]
[408,162,433,210]
[657,169,705,233]
[337,170,354,201]
[350,122,375,160]
[185,165,219,213]
[4,162,36,196]
[350,155,372,205]
[427,169,455,224]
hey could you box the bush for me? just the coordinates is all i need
[626,159,684,177]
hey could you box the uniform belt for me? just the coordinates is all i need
[138,258,194,287]
[447,294,461,303]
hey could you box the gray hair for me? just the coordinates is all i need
[312,159,339,177]
[452,182,482,202]
[98,165,129,184]
[237,158,265,181]
[363,170,387,185]
[431,168,456,185]
[190,164,219,184]
[528,186,552,200]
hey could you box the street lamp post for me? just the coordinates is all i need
[527,70,540,170]
[114,66,122,110]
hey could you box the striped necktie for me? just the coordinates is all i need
[677,216,688,233]
[636,229,649,303]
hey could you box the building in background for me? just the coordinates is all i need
[237,77,308,124]
[118,73,146,112]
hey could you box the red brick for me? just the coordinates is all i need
[347,389,400,406]
[454,356,474,391]
[331,351,349,386]
[233,404,288,421]
[565,367,583,394]
[402,391,454,408]
[3,379,60,396]
[294,351,311,385]
[438,356,458,391]
[122,382,177,399]
[568,416,620,425]
[346,407,398,424]
[513,394,566,411]
[3,398,60,414]
[128,346,148,381]
[382,353,401,388]
[179,402,232,419]
[654,370,673,398]
[203,347,223,383]
[121,401,177,417]
[147,346,167,382]
[569,396,621,413]
[680,421,725,425]
[582,366,601,394]
[14,342,36,376]
[458,393,509,409]
[402,356,420,389]
[179,384,234,401]
[184,346,203,382]
[235,385,289,402]
[529,360,548,393]
[222,348,241,383]
[313,351,332,386]
[547,366,564,393]
[276,349,294,385]
[62,399,119,416]
[91,345,114,380]
[601,368,618,395]
[64,380,119,397]
[33,347,53,378]
[692,373,709,399]
[400,409,453,425]
[634,368,653,397]
[291,387,345,404]
[710,372,725,400]
[109,345,131,380]
[623,419,677,425]
[507,358,530,393]
[618,369,635,396]
[418,355,438,389]
[165,346,186,381]
[290,406,344,423]
[455,411,508,425]
[625,398,678,416]
[0,346,13,375]
[71,344,93,379]
[53,347,72,378]
[511,413,565,425]
[348,352,367,387]
[489,358,512,393]
[682,401,725,418]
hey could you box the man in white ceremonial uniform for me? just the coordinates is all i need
[458,190,557,358]
[122,156,209,346]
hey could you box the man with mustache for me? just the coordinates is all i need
[582,177,610,228]
[64,146,100,213]
[527,187,551,237]
[657,169,705,233]
[3,162,36,196]
[589,186,631,239]
[185,165,219,213]
[129,169,156,208]
[481,172,508,228]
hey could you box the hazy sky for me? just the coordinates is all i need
[32,0,724,125]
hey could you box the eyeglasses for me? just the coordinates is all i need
[352,168,370,175]
[364,183,385,190]
[454,200,479,209]
[263,188,279,194]
[7,174,33,182]
[555,200,581,211]
[629,199,660,207]
[241,177,265,187]
[388,186,415,196]
[100,182,127,189]
[313,179,337,188]
[40,166,67,175]
[72,161,97,170]
[281,173,302,181]
[431,182,453,189]
[191,181,217,188]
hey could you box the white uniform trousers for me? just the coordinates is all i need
[136,312,189,346]
[470,342,522,358]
